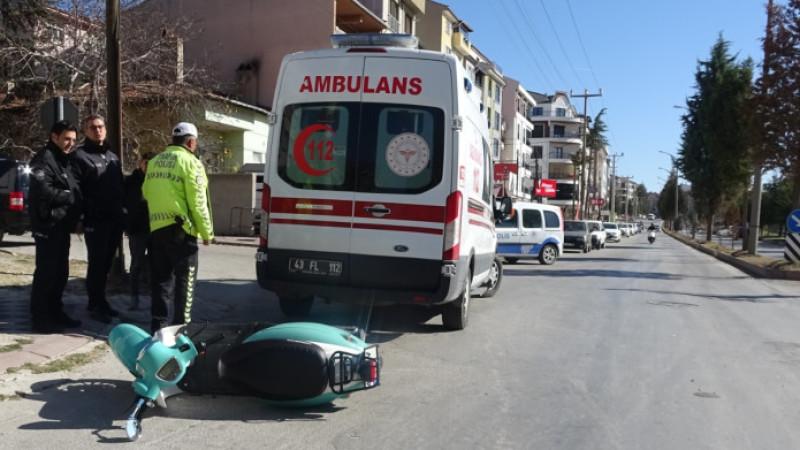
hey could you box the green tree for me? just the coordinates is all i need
[760,175,793,234]
[753,0,800,208]
[584,108,608,218]
[677,35,753,241]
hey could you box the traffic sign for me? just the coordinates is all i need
[787,210,800,234]
[40,96,79,132]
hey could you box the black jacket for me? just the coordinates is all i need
[124,168,149,234]
[69,139,125,226]
[28,141,82,232]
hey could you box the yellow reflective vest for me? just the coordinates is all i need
[142,145,214,240]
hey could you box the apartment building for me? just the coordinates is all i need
[499,77,536,200]
[527,91,585,215]
[473,46,505,161]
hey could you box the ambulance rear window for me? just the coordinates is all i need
[277,102,443,194]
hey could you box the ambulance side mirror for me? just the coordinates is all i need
[494,196,513,222]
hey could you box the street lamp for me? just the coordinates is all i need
[659,150,679,231]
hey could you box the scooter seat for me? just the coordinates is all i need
[219,339,329,401]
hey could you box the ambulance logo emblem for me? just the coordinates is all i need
[385,133,429,177]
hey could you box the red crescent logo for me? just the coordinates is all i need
[293,124,335,176]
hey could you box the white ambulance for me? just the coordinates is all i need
[255,35,509,330]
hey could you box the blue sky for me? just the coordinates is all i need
[451,0,770,194]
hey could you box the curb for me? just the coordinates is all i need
[666,231,800,281]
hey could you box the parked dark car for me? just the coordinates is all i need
[0,158,32,241]
[563,220,592,253]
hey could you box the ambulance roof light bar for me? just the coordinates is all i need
[331,34,419,49]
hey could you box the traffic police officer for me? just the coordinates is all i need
[143,122,214,333]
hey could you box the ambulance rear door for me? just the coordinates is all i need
[348,56,454,291]
[267,55,364,284]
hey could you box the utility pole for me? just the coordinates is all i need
[106,0,126,278]
[570,89,602,219]
[747,0,773,254]
[609,152,622,221]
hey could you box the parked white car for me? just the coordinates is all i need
[603,222,622,242]
[586,220,606,249]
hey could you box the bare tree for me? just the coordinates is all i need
[0,0,221,170]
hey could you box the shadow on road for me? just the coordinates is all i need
[17,378,343,441]
[608,287,799,303]
[503,268,681,280]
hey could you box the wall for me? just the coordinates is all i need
[208,173,258,236]
[151,0,336,109]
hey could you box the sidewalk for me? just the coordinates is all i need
[0,235,258,398]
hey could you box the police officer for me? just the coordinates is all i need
[143,122,214,334]
[29,121,83,333]
[69,114,125,323]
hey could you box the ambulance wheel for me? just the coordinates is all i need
[278,296,313,317]
[442,271,471,330]
[539,244,558,265]
[480,257,502,298]
[504,258,518,264]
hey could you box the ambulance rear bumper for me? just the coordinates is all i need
[255,247,467,305]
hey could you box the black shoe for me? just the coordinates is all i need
[54,313,82,328]
[32,321,65,334]
[89,307,112,324]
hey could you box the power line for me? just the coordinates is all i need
[538,0,585,88]
[497,0,557,89]
[512,0,569,87]
[565,0,602,89]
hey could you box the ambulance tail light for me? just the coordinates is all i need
[259,183,271,247]
[9,191,23,211]
[443,191,462,261]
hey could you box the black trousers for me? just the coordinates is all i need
[128,232,150,297]
[30,228,71,324]
[84,222,123,311]
[149,224,199,330]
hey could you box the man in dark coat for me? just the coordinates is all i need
[69,114,126,323]
[28,120,83,333]
[124,151,154,310]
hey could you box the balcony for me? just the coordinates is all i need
[452,31,475,57]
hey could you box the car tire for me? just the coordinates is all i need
[539,244,558,265]
[442,271,471,330]
[504,257,518,264]
[480,257,502,298]
[278,295,313,317]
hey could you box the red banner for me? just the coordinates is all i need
[590,197,606,206]
[535,179,557,198]
[493,163,518,181]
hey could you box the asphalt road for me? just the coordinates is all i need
[1,233,800,448]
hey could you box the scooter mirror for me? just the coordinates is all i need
[126,418,142,442]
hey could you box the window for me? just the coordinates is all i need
[494,112,500,130]
[445,20,452,35]
[522,209,543,229]
[495,85,501,103]
[544,211,560,229]
[556,108,566,117]
[530,107,543,116]
[493,139,500,159]
[497,214,518,228]
[487,109,492,129]
[404,13,413,34]
[532,146,543,159]
[278,102,444,194]
[553,125,565,137]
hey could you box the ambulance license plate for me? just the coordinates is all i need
[288,258,343,276]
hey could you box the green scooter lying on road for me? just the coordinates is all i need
[109,321,380,441]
